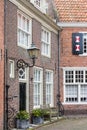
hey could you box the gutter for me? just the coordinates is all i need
[57,29,64,116]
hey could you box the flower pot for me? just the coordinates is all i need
[16,119,29,129]
[32,116,44,124]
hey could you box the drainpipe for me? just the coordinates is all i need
[4,0,8,130]
[57,29,64,116]
[57,30,61,116]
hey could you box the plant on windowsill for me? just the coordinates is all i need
[32,108,45,124]
[16,110,30,129]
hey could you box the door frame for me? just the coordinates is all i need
[19,67,29,111]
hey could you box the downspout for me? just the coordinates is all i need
[4,0,8,130]
[57,30,61,116]
[4,0,6,129]
[57,29,64,116]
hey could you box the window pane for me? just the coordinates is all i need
[18,12,31,48]
[9,60,14,78]
[22,16,25,30]
[46,71,53,105]
[65,85,78,102]
[65,71,73,83]
[75,70,83,83]
[18,14,21,27]
[34,0,41,7]
[80,85,87,102]
[33,68,43,107]
[41,28,50,57]
[19,68,26,80]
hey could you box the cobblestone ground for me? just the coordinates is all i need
[35,118,87,130]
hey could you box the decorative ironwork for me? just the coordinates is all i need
[8,104,17,130]
[17,59,28,69]
[57,94,64,116]
[6,85,18,130]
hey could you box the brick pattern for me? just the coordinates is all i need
[53,0,87,115]
[54,0,87,22]
[0,0,4,130]
[60,27,87,114]
[6,0,59,117]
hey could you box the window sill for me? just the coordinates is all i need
[79,54,87,56]
[18,44,30,49]
[63,102,87,105]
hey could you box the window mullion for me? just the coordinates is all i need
[78,84,80,103]
[83,70,85,83]
[74,70,75,84]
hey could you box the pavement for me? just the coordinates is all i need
[13,116,87,130]
[33,116,87,130]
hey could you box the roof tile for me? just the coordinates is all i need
[54,0,87,22]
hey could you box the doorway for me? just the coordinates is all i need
[19,82,26,110]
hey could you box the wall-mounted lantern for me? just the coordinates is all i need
[17,43,40,69]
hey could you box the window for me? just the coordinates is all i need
[83,33,87,54]
[18,12,32,49]
[46,70,53,106]
[19,68,26,80]
[30,0,48,14]
[33,67,43,108]
[9,60,14,78]
[64,68,87,103]
[34,0,41,7]
[41,27,51,57]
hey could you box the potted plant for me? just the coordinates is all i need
[16,110,30,129]
[32,108,44,124]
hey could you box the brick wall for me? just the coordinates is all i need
[6,0,59,114]
[0,0,4,130]
[60,27,87,114]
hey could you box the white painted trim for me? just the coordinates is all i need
[9,60,15,78]
[17,11,32,49]
[57,22,87,27]
[19,67,29,111]
[33,66,43,108]
[62,102,87,105]
[41,27,51,58]
[63,67,87,70]
[45,69,54,107]
[63,68,87,104]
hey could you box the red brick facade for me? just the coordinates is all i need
[60,28,87,114]
[54,0,87,115]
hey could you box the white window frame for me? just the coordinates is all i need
[41,27,51,57]
[63,67,87,104]
[46,69,54,107]
[79,32,87,56]
[9,60,15,78]
[18,68,27,81]
[33,67,43,108]
[30,0,48,14]
[17,11,32,49]
[19,67,29,111]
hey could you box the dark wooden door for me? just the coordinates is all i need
[19,83,26,110]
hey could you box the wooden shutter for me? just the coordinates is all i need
[72,33,83,55]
